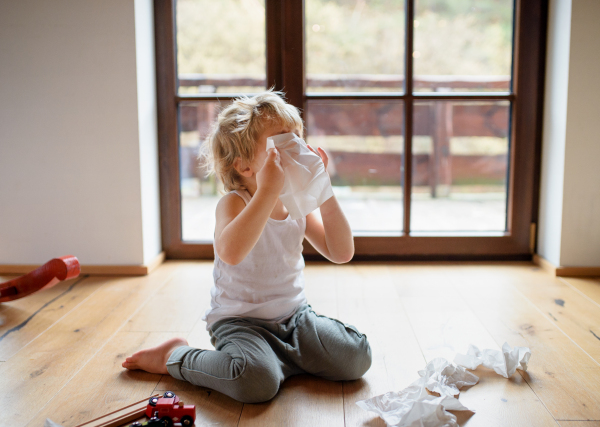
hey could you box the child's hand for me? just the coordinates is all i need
[307,144,329,171]
[257,148,285,197]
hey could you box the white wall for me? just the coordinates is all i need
[134,0,162,265]
[560,0,600,266]
[538,0,600,267]
[0,0,161,266]
[537,0,571,266]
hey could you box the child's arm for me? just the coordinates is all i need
[214,149,284,265]
[305,198,354,264]
[304,146,354,264]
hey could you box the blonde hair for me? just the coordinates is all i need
[199,90,304,192]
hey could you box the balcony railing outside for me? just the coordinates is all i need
[178,75,510,240]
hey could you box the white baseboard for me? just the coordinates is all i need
[533,254,600,277]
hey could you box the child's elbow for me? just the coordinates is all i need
[331,250,354,264]
[216,246,244,266]
[220,255,242,266]
[221,253,245,266]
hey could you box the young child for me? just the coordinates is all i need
[122,90,371,403]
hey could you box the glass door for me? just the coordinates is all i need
[155,0,546,259]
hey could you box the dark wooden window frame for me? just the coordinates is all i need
[155,0,547,260]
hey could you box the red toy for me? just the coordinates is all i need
[0,255,80,303]
[146,392,195,427]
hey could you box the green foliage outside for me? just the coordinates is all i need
[176,0,266,76]
[176,0,513,78]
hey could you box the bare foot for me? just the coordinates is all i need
[122,337,189,374]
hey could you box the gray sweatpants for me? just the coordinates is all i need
[166,304,372,403]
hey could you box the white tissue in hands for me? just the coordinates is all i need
[266,132,334,220]
[418,358,479,397]
[453,342,531,378]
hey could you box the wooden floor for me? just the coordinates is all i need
[2,261,600,427]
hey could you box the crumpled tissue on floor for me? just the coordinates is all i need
[418,357,480,397]
[356,388,470,427]
[357,342,531,427]
[454,342,531,378]
[356,358,477,427]
[44,419,63,427]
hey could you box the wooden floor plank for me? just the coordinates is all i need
[451,266,600,421]
[0,276,105,362]
[454,369,559,427]
[0,263,180,427]
[388,264,505,361]
[394,265,559,427]
[6,262,599,427]
[303,263,340,319]
[498,269,600,364]
[401,293,501,361]
[559,277,600,307]
[336,265,389,427]
[26,331,178,427]
[339,265,426,427]
[389,264,463,299]
[559,422,600,427]
[124,262,213,334]
[238,374,344,427]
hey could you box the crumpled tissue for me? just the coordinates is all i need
[356,389,469,427]
[357,342,532,427]
[356,358,476,427]
[418,357,479,397]
[453,342,531,378]
[266,132,334,220]
[44,419,63,427]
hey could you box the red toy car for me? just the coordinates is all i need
[146,392,195,427]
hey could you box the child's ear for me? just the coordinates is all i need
[233,157,253,178]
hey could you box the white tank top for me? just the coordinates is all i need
[203,189,307,330]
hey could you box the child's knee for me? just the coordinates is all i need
[311,331,372,381]
[336,335,372,380]
[229,360,282,403]
[327,321,372,378]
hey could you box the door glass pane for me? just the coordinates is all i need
[414,0,514,92]
[411,100,510,232]
[306,100,404,234]
[176,0,266,94]
[306,0,405,93]
[180,101,230,242]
